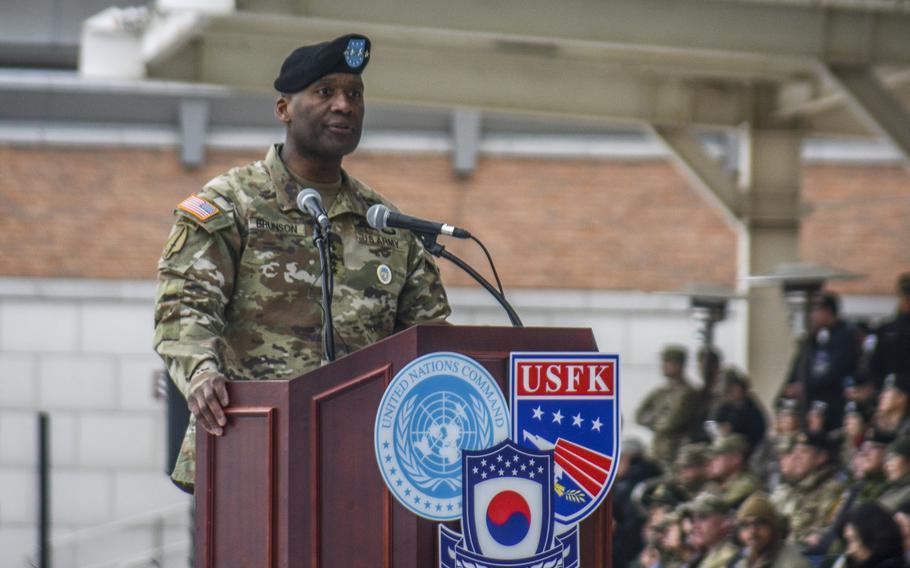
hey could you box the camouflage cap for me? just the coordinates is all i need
[675,443,711,468]
[887,436,910,460]
[688,492,730,518]
[661,344,688,363]
[711,433,749,456]
[653,510,683,531]
[884,373,910,395]
[642,482,689,509]
[736,492,778,525]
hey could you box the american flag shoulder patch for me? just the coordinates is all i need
[178,194,220,222]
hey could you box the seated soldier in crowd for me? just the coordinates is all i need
[806,400,828,435]
[684,493,739,568]
[729,493,811,568]
[812,429,894,561]
[705,434,762,509]
[673,443,713,500]
[772,432,846,551]
[640,510,693,568]
[873,373,910,438]
[838,401,870,469]
[879,436,910,512]
[751,399,800,490]
[711,368,767,457]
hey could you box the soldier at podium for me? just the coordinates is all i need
[153,34,451,492]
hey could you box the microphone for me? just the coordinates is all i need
[296,189,331,233]
[366,204,471,239]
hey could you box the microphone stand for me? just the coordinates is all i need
[416,233,523,327]
[311,223,336,362]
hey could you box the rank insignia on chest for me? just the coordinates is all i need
[178,195,220,222]
[377,264,392,285]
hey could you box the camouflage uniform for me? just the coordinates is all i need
[154,144,451,489]
[699,540,739,568]
[709,470,762,510]
[877,473,910,511]
[780,466,845,546]
[636,379,701,465]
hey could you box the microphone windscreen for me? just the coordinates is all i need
[366,204,389,230]
[296,188,322,213]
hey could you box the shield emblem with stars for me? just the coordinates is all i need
[510,352,621,528]
[462,440,554,560]
[344,38,368,68]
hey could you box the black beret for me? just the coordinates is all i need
[274,34,371,93]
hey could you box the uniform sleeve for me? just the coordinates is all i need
[394,237,451,328]
[653,387,698,433]
[153,202,241,397]
[635,390,659,428]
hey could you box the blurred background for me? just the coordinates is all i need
[1,0,909,565]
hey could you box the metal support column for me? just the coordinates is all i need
[739,126,803,403]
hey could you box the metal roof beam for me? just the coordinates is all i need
[234,0,910,66]
[650,125,743,225]
[825,64,910,160]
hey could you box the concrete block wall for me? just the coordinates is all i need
[0,279,191,568]
[0,277,896,566]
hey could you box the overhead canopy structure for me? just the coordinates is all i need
[78,0,910,394]
[81,0,910,142]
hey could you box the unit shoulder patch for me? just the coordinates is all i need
[162,224,189,259]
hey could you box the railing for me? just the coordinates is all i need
[31,502,192,568]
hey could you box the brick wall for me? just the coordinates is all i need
[2,145,908,294]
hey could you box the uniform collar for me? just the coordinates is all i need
[265,144,369,218]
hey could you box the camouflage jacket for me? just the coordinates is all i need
[706,470,762,509]
[154,144,451,489]
[877,473,910,512]
[635,379,701,465]
[784,466,846,546]
[697,540,739,568]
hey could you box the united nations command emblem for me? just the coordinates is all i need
[375,352,510,521]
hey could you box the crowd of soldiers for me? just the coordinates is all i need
[615,273,910,568]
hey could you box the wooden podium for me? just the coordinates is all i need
[195,325,612,567]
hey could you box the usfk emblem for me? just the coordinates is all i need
[511,352,621,528]
[374,352,510,521]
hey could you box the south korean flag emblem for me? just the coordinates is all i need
[463,441,554,559]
